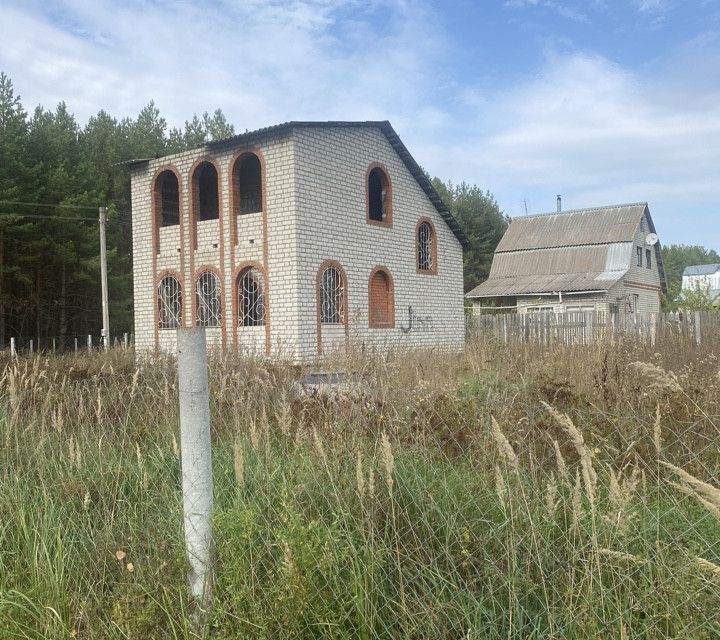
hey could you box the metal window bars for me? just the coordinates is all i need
[158,275,182,329]
[321,266,345,324]
[239,268,266,326]
[418,222,433,271]
[195,271,222,327]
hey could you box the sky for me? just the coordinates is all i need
[1,0,719,249]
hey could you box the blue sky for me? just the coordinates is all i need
[1,0,719,249]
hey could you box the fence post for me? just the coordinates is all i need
[123,332,129,350]
[87,334,92,354]
[52,338,56,354]
[10,337,16,359]
[177,327,214,618]
[694,311,702,346]
[29,339,33,355]
[74,337,78,354]
[650,313,656,346]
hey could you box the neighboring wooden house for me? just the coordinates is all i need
[128,121,466,359]
[681,264,720,304]
[466,203,666,316]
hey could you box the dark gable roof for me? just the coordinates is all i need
[124,121,468,247]
[467,202,667,298]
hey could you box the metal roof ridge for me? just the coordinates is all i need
[514,202,648,220]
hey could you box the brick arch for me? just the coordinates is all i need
[416,217,438,275]
[368,266,395,328]
[188,158,223,251]
[151,165,183,255]
[316,259,349,355]
[366,162,393,228]
[228,149,267,245]
[154,268,184,350]
[233,260,271,355]
[191,264,226,346]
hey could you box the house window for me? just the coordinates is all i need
[368,268,394,328]
[320,265,345,324]
[235,153,262,214]
[417,220,436,272]
[238,267,266,326]
[366,164,392,225]
[194,162,219,221]
[158,275,182,329]
[155,170,179,226]
[195,271,221,327]
[646,249,652,269]
[636,246,643,267]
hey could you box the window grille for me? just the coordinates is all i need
[239,268,266,326]
[320,266,345,324]
[418,221,434,271]
[158,275,182,329]
[195,271,222,327]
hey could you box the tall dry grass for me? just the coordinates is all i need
[0,330,718,638]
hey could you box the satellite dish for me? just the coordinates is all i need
[645,233,658,246]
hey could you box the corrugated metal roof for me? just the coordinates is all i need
[466,202,667,298]
[683,264,720,276]
[122,121,468,247]
[467,272,623,297]
[496,203,647,252]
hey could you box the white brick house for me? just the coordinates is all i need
[128,121,466,360]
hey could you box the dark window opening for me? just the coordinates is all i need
[368,167,388,222]
[418,221,434,271]
[636,246,643,267]
[158,171,179,226]
[237,154,262,214]
[646,248,652,269]
[197,163,219,221]
[239,268,266,326]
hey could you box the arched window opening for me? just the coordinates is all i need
[158,275,182,329]
[320,266,345,324]
[417,221,435,272]
[367,166,390,223]
[238,268,266,326]
[195,271,221,327]
[196,163,219,221]
[236,154,262,214]
[157,171,179,226]
[369,268,394,328]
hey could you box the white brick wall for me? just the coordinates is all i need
[131,125,465,360]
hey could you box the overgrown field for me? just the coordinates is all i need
[1,333,719,639]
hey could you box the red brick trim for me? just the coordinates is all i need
[151,166,184,351]
[154,269,184,350]
[316,260,349,355]
[228,149,266,246]
[368,266,395,328]
[365,162,393,228]
[189,158,222,252]
[232,261,271,355]
[624,280,662,292]
[227,149,271,355]
[416,217,438,275]
[191,264,225,345]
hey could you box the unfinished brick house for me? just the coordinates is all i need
[128,121,467,360]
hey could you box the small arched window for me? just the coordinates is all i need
[320,265,345,324]
[156,170,179,226]
[417,220,436,273]
[158,275,182,329]
[238,267,266,326]
[367,165,392,225]
[195,271,221,327]
[194,162,219,221]
[235,153,262,214]
[368,268,394,328]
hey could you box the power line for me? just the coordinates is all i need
[0,200,100,211]
[0,212,98,222]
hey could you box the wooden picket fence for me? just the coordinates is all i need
[465,310,718,347]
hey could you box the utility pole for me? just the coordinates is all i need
[99,206,110,350]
